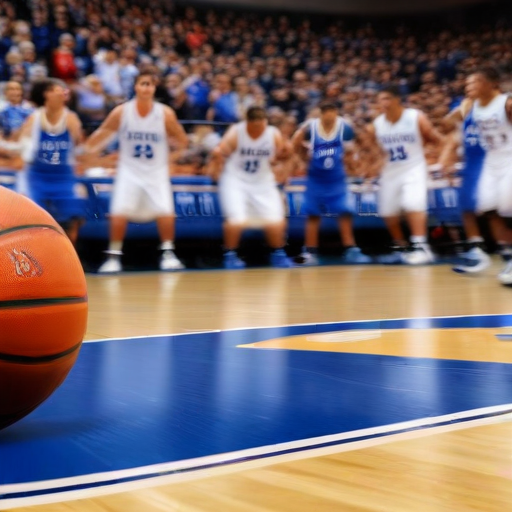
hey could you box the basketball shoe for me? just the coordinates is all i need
[452,247,491,274]
[160,250,185,271]
[98,257,122,274]
[224,251,246,269]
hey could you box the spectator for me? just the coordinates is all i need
[52,33,77,83]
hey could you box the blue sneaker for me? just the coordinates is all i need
[223,251,246,269]
[270,249,293,268]
[452,247,490,274]
[375,251,404,264]
[343,247,372,264]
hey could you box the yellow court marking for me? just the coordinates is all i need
[239,328,512,363]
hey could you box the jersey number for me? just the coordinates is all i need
[133,144,154,159]
[389,146,408,162]
[244,160,260,173]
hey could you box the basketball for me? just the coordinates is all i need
[0,186,88,430]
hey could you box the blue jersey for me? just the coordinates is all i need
[26,109,82,222]
[457,108,486,214]
[307,117,354,183]
[32,124,74,175]
[0,103,33,137]
[462,108,485,172]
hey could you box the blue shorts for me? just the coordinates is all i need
[458,163,483,213]
[27,166,85,223]
[302,180,353,216]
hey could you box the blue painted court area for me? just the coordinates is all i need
[2,314,512,501]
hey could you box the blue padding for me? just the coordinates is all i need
[0,171,463,239]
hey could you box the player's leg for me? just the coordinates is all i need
[252,185,292,268]
[156,215,185,271]
[451,158,490,273]
[334,186,372,264]
[218,175,247,269]
[97,214,129,273]
[296,182,322,265]
[401,167,434,265]
[147,181,184,271]
[98,175,137,273]
[494,169,512,285]
[377,173,408,263]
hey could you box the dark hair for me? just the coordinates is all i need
[379,85,402,98]
[135,71,157,85]
[29,78,65,107]
[246,105,267,121]
[476,66,501,85]
[318,100,338,112]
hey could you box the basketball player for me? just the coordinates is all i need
[468,67,512,285]
[84,72,189,273]
[439,75,490,274]
[209,105,292,269]
[366,85,444,265]
[17,78,84,246]
[291,100,371,265]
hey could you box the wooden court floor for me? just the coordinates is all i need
[8,259,512,512]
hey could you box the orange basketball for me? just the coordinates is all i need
[0,187,88,430]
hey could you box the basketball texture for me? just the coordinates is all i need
[0,186,88,430]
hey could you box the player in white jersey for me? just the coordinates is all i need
[209,106,292,269]
[468,67,512,285]
[366,85,443,265]
[84,72,189,273]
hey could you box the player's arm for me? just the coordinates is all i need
[207,125,237,181]
[271,130,293,184]
[17,113,36,162]
[342,121,358,176]
[164,106,188,150]
[83,105,123,154]
[505,96,512,123]
[442,98,472,133]
[291,123,310,162]
[418,112,444,146]
[361,123,387,178]
[437,130,461,177]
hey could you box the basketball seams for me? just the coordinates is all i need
[0,296,87,309]
[0,342,82,364]
[0,224,64,238]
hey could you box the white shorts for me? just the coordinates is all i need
[378,164,428,217]
[110,168,175,222]
[476,163,512,216]
[219,175,285,225]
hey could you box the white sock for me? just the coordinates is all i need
[410,236,427,245]
[160,240,174,251]
[107,241,123,256]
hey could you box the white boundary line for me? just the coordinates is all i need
[82,312,512,344]
[1,404,511,509]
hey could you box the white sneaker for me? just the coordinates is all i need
[160,251,185,271]
[98,257,122,274]
[452,247,491,274]
[295,252,319,266]
[498,260,512,286]
[402,245,435,265]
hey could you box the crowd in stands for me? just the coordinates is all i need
[1,0,512,175]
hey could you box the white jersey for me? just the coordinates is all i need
[117,100,169,181]
[373,108,426,172]
[224,122,278,184]
[473,94,512,170]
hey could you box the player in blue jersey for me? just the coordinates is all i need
[291,101,371,265]
[18,79,84,245]
[0,81,33,139]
